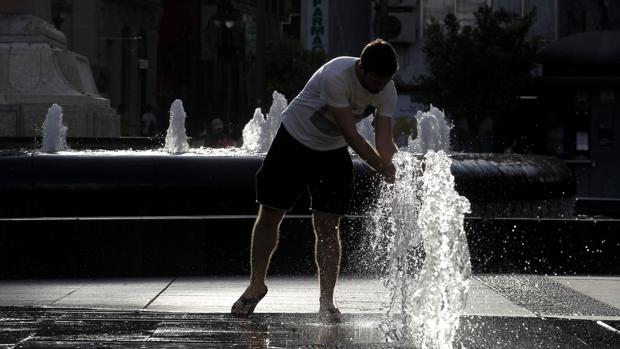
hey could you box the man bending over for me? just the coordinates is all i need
[232,39,399,322]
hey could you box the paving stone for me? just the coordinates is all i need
[478,274,620,318]
[552,276,620,310]
[1,308,618,348]
[0,275,619,347]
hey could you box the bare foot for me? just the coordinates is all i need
[319,305,342,323]
[231,284,268,317]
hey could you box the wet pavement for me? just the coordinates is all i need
[1,275,619,348]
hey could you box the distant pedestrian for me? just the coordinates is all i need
[141,105,157,136]
[206,118,236,147]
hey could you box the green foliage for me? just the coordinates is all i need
[418,6,539,150]
[264,39,326,103]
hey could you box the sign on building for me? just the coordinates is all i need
[304,0,328,52]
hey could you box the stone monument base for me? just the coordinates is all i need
[0,14,119,137]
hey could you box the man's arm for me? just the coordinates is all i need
[374,114,398,163]
[329,106,395,183]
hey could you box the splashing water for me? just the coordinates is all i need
[164,99,190,154]
[242,91,288,153]
[40,104,68,153]
[409,105,452,153]
[356,115,375,146]
[369,108,471,348]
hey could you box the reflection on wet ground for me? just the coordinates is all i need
[1,275,619,347]
[1,308,619,348]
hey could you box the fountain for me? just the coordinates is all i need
[2,91,618,348]
[0,91,576,219]
[39,103,67,153]
[0,93,588,278]
[371,108,471,348]
[0,91,575,218]
[242,91,288,153]
[408,105,451,153]
[164,99,190,154]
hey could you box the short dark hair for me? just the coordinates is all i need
[360,39,398,77]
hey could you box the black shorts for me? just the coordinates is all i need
[256,125,353,215]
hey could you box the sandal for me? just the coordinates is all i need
[231,286,268,316]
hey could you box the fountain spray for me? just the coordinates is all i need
[371,107,471,348]
[242,91,288,153]
[164,99,190,154]
[40,104,68,153]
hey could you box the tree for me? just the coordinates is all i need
[264,39,326,104]
[418,6,539,152]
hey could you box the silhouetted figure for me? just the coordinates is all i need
[206,118,236,148]
[141,104,157,136]
[231,39,399,322]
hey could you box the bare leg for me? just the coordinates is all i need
[312,211,342,317]
[231,205,285,315]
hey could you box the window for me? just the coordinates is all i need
[457,0,488,27]
[424,0,454,25]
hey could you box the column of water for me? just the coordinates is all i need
[370,107,472,349]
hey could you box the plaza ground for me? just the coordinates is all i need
[1,275,619,347]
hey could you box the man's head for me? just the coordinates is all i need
[358,39,398,94]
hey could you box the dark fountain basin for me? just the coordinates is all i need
[0,149,617,277]
[0,151,574,218]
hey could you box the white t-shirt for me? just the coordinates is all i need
[281,56,397,151]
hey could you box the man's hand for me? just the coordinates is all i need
[382,161,396,184]
[327,107,398,184]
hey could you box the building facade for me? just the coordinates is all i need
[47,0,302,137]
[536,1,620,198]
[298,0,620,198]
[157,0,300,138]
[0,0,120,138]
[51,0,163,136]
